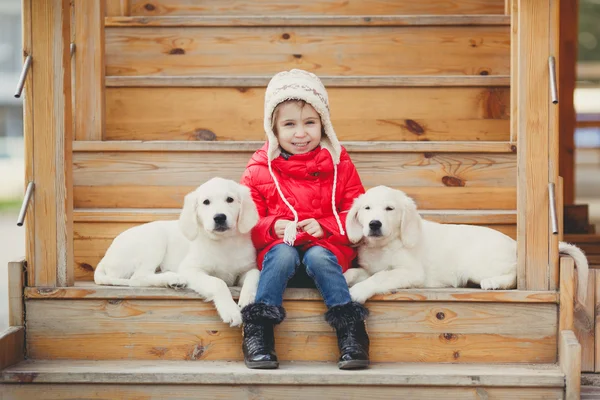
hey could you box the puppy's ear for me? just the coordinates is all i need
[345,194,365,243]
[179,191,200,240]
[237,185,259,234]
[399,195,422,248]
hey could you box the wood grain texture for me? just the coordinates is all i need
[104,15,511,27]
[22,0,35,280]
[24,299,557,363]
[0,384,565,400]
[0,327,25,370]
[30,0,74,287]
[1,360,564,386]
[73,151,516,188]
[105,87,510,142]
[560,257,575,332]
[106,75,512,87]
[25,283,559,303]
[74,0,105,140]
[516,0,551,291]
[574,269,595,372]
[72,211,516,280]
[8,261,24,327]
[73,185,517,210]
[559,330,581,400]
[126,0,506,16]
[105,26,510,76]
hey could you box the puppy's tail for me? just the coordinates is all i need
[559,241,589,304]
[94,259,132,286]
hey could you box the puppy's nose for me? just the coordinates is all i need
[369,220,382,230]
[213,214,227,224]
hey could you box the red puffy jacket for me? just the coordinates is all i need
[241,143,365,272]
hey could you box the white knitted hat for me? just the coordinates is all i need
[264,69,345,245]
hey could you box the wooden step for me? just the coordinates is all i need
[0,360,565,399]
[23,285,558,363]
[71,209,517,281]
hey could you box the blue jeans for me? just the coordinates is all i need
[255,244,352,308]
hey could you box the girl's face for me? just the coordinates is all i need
[274,102,322,155]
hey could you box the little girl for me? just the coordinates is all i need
[240,69,370,370]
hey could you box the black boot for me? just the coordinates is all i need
[241,303,286,369]
[325,302,370,370]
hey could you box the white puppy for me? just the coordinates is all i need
[94,177,260,326]
[343,186,589,305]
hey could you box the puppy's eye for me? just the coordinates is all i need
[364,206,370,210]
[386,206,394,211]
[203,199,210,205]
[226,197,234,203]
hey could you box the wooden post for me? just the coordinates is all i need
[23,0,74,287]
[8,261,25,327]
[74,0,105,141]
[560,257,575,332]
[559,330,581,400]
[559,0,578,206]
[517,0,552,290]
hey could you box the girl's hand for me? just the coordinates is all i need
[274,219,293,239]
[298,219,324,238]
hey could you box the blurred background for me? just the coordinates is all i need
[0,0,599,331]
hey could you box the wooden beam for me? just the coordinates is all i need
[560,257,575,332]
[0,327,24,370]
[105,75,512,88]
[22,0,35,279]
[559,330,581,400]
[74,0,105,140]
[104,15,511,27]
[29,0,74,286]
[517,0,551,290]
[559,0,578,205]
[8,261,24,327]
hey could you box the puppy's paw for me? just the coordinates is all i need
[166,275,187,290]
[480,278,500,290]
[237,292,256,309]
[349,284,371,304]
[219,305,243,327]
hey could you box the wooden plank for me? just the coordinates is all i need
[517,0,551,291]
[105,0,123,16]
[73,151,516,188]
[73,186,517,210]
[72,209,518,223]
[74,0,105,140]
[26,283,559,303]
[595,271,600,372]
[73,140,517,153]
[126,0,506,16]
[550,176,564,290]
[105,15,511,27]
[559,0,578,205]
[30,0,74,287]
[22,0,35,289]
[105,87,510,142]
[574,270,595,371]
[105,26,510,77]
[0,384,566,400]
[559,330,581,400]
[0,327,24,370]
[106,75,512,88]
[8,261,24,327]
[24,300,557,362]
[0,360,564,386]
[560,257,575,332]
[510,0,518,143]
[72,212,517,280]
